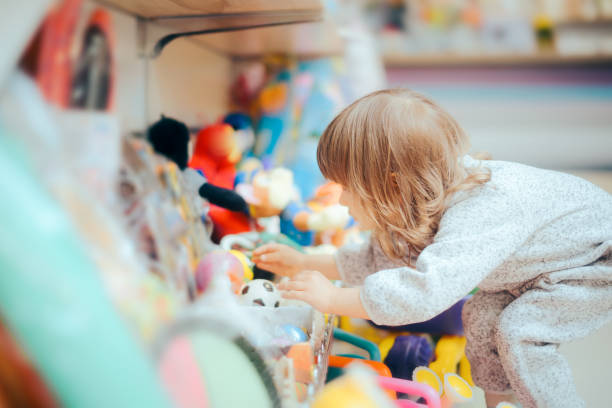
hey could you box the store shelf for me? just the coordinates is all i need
[555,17,612,28]
[98,0,322,19]
[192,20,343,59]
[98,0,342,58]
[383,52,612,68]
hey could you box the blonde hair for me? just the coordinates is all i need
[317,88,490,262]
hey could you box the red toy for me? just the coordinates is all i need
[189,124,252,241]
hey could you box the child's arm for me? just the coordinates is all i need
[252,243,340,280]
[277,270,370,319]
[353,190,536,326]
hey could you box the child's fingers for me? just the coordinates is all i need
[281,290,311,305]
[278,281,307,292]
[292,270,317,281]
[254,252,284,264]
[252,243,284,256]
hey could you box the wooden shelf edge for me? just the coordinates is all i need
[383,52,612,68]
[96,0,322,20]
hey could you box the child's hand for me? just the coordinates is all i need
[252,243,306,278]
[277,270,337,313]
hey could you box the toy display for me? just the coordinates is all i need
[1,2,505,405]
[0,129,171,407]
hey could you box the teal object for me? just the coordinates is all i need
[332,328,381,362]
[0,128,170,407]
[325,354,365,383]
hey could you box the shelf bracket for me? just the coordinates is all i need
[136,11,322,59]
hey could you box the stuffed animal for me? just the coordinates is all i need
[189,123,253,241]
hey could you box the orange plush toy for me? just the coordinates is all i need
[189,124,252,241]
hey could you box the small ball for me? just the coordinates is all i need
[281,324,308,343]
[239,279,281,308]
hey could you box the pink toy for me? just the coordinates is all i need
[377,376,441,408]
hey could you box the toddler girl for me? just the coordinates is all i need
[252,89,612,408]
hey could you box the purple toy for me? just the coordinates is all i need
[384,335,433,381]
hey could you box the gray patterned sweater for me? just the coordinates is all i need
[335,156,612,325]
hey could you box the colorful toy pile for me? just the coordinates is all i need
[0,2,514,407]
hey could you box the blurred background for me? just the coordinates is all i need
[0,0,610,407]
[363,0,612,187]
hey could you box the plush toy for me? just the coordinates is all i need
[189,123,254,241]
[429,335,467,380]
[280,182,352,246]
[147,116,253,242]
[235,164,353,246]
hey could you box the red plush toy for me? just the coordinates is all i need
[189,124,252,241]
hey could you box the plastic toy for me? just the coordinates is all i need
[312,364,396,408]
[286,342,314,383]
[196,250,253,295]
[441,373,473,407]
[413,366,443,396]
[240,279,281,308]
[378,376,442,408]
[326,355,396,399]
[429,336,466,380]
[314,363,442,408]
[412,367,482,408]
[384,335,433,381]
[333,327,381,362]
[280,324,308,343]
[370,296,470,335]
[459,355,474,387]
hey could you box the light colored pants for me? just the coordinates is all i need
[462,266,612,408]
